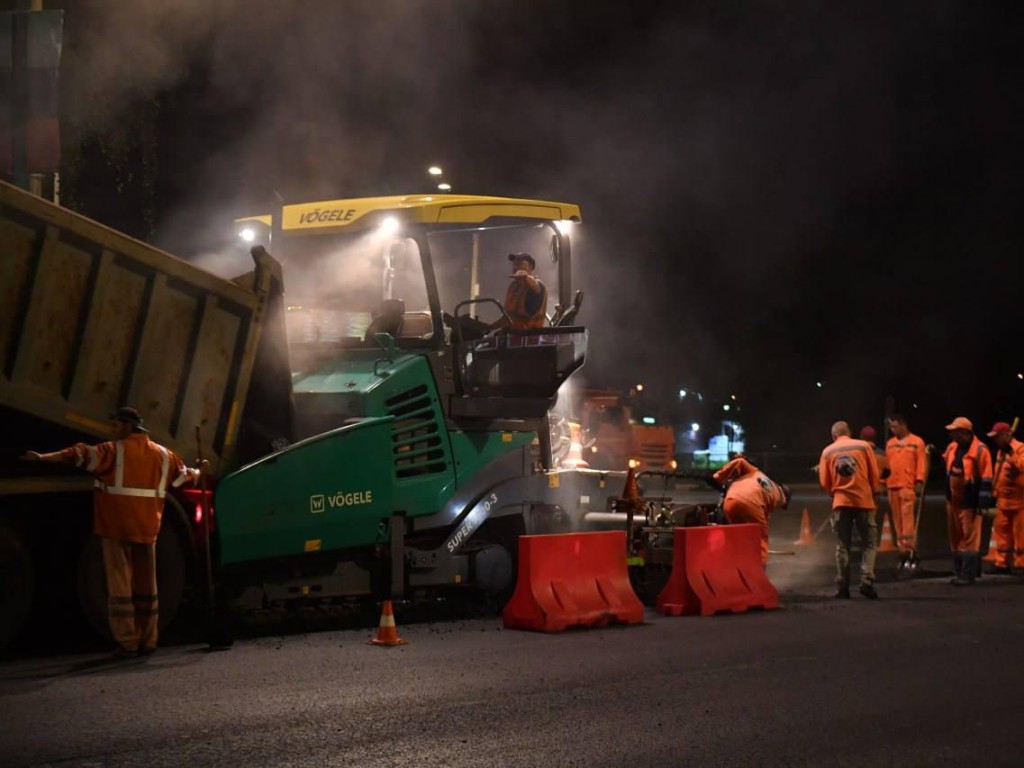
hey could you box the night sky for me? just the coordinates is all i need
[15,0,1024,451]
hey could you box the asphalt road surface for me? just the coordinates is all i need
[3,535,1024,768]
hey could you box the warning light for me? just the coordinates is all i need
[194,504,203,525]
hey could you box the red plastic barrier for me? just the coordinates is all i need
[657,524,779,616]
[502,531,644,632]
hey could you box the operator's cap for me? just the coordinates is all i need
[987,421,1012,437]
[944,416,973,432]
[507,252,535,269]
[859,426,877,442]
[110,406,149,432]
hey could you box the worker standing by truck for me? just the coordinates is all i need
[819,421,881,599]
[884,414,928,569]
[21,407,206,658]
[712,456,791,566]
[987,421,1024,574]
[942,417,994,586]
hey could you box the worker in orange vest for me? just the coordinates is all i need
[500,253,547,330]
[942,416,994,586]
[987,421,1024,574]
[712,456,791,566]
[21,407,206,658]
[818,421,881,599]
[884,414,928,569]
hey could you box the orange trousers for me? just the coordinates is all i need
[723,497,769,565]
[946,498,982,555]
[888,487,918,554]
[991,508,1024,569]
[100,537,158,652]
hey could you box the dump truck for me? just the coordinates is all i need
[0,180,627,649]
[570,388,676,472]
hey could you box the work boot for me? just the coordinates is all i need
[834,585,850,599]
[859,583,880,599]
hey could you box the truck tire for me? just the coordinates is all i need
[0,523,34,652]
[77,497,189,641]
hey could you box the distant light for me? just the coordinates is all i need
[635,384,644,392]
[679,389,687,398]
[913,403,919,409]
[815,381,823,388]
[437,182,452,191]
[1018,373,1023,380]
[379,216,400,235]
[669,459,678,470]
[428,166,443,176]
[722,404,731,412]
[730,394,737,401]
[642,417,655,425]
[555,219,574,234]
[691,422,700,432]
[628,458,640,469]
[239,227,256,243]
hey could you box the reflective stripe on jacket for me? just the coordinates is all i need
[943,437,993,508]
[58,433,197,543]
[504,278,547,329]
[885,433,928,489]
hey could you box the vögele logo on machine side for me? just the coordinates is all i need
[310,489,374,514]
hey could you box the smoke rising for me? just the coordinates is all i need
[51,0,1024,450]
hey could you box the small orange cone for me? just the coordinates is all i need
[793,508,814,546]
[877,517,897,552]
[368,600,407,646]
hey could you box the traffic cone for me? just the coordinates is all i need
[793,508,814,546]
[561,423,589,469]
[878,517,897,552]
[368,600,407,646]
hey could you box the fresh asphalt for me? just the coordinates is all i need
[2,490,1023,767]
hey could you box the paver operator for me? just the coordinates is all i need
[501,252,547,330]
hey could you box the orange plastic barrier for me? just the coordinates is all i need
[657,524,779,616]
[502,530,644,632]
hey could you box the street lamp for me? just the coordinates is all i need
[437,182,452,192]
[428,166,443,176]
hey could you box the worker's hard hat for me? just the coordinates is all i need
[944,416,973,432]
[987,421,1012,437]
[507,252,535,269]
[110,406,149,432]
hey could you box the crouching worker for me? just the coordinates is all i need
[712,456,791,566]
[21,407,207,659]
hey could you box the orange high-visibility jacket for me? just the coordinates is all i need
[56,432,198,543]
[885,433,928,489]
[713,457,786,514]
[504,277,547,329]
[993,438,1024,511]
[943,437,994,506]
[818,436,880,510]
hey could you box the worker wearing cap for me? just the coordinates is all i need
[885,414,929,568]
[21,407,206,658]
[712,456,791,566]
[818,421,881,599]
[942,416,994,586]
[501,253,547,330]
[988,421,1024,574]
